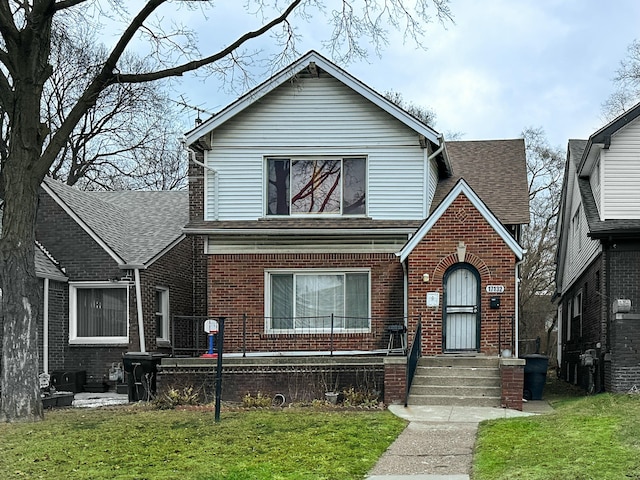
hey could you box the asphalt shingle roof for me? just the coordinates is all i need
[34,242,67,281]
[431,139,530,225]
[578,173,640,239]
[43,177,188,265]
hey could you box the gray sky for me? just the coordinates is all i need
[164,0,640,149]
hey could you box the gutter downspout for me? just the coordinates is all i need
[424,136,445,217]
[427,141,445,162]
[134,268,146,352]
[43,278,49,373]
[187,147,218,220]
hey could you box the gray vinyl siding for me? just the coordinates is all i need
[589,156,601,219]
[204,75,426,221]
[603,120,640,219]
[562,168,601,290]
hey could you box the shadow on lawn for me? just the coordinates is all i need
[543,371,588,405]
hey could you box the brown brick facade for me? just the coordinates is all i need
[34,188,194,383]
[500,359,525,410]
[407,194,518,356]
[205,252,405,353]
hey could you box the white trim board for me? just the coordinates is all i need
[184,50,440,147]
[397,179,524,263]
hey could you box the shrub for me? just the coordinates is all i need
[154,386,199,409]
[342,387,380,407]
[242,391,273,408]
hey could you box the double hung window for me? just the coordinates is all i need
[267,157,366,215]
[70,283,128,344]
[155,288,169,343]
[267,271,370,332]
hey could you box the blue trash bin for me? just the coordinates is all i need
[523,354,549,400]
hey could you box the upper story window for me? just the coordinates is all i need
[267,157,366,216]
[572,206,582,251]
[69,283,128,345]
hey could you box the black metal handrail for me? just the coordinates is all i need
[170,314,412,357]
[405,316,422,407]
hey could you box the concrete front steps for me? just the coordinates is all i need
[407,355,501,407]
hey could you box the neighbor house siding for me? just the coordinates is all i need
[45,279,69,373]
[589,155,601,218]
[36,192,123,282]
[204,75,427,221]
[139,238,194,352]
[558,255,603,390]
[562,171,601,292]
[603,120,640,219]
[606,241,640,392]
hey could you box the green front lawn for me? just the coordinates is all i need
[473,392,640,480]
[0,407,406,480]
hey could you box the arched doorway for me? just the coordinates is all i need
[443,263,481,352]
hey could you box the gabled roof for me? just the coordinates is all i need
[566,121,640,240]
[397,179,524,263]
[35,242,68,282]
[42,177,188,267]
[184,50,444,155]
[578,177,640,239]
[578,100,640,176]
[431,139,530,225]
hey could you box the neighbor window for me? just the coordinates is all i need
[69,283,128,344]
[267,157,366,215]
[572,206,582,251]
[155,287,169,343]
[572,291,583,339]
[267,270,370,332]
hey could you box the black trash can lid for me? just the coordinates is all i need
[522,354,549,359]
[124,352,152,356]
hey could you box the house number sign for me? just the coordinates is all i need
[485,285,505,293]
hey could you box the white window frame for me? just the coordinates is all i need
[572,206,582,251]
[264,268,371,334]
[573,291,583,338]
[264,156,368,217]
[155,287,170,344]
[69,281,129,345]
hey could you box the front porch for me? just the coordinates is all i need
[156,315,525,410]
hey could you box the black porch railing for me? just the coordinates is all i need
[405,316,422,407]
[170,314,414,358]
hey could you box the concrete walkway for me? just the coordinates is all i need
[72,391,129,408]
[68,391,556,480]
[366,401,553,480]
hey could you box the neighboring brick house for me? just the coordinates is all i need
[31,177,193,384]
[183,51,529,360]
[33,244,70,376]
[555,101,640,393]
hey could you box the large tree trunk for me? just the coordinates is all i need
[0,171,43,422]
[0,8,53,421]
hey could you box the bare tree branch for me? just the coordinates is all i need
[53,0,89,12]
[116,0,304,84]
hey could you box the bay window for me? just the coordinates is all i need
[267,270,370,332]
[267,157,366,215]
[70,283,128,344]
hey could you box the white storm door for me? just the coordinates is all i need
[444,266,479,351]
